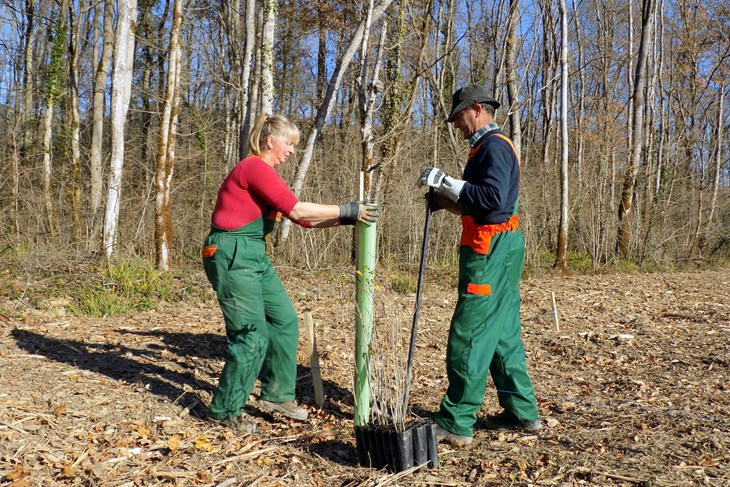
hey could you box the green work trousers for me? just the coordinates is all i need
[202,223,299,421]
[435,228,539,437]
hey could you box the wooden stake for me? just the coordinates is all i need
[304,310,324,408]
[551,292,560,332]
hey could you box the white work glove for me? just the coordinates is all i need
[417,167,466,203]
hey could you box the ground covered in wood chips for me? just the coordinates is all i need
[1,267,729,486]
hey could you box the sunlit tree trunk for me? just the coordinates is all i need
[377,0,433,204]
[41,1,69,236]
[89,0,114,249]
[103,0,137,258]
[571,0,585,189]
[154,0,184,270]
[357,0,386,200]
[617,0,655,257]
[706,87,724,229]
[237,0,257,162]
[505,0,522,158]
[67,0,83,243]
[555,0,569,274]
[21,0,36,157]
[260,0,276,115]
[279,0,394,242]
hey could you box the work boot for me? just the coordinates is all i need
[434,424,473,447]
[484,411,542,432]
[208,415,257,433]
[256,399,308,421]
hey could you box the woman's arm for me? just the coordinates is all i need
[288,201,342,226]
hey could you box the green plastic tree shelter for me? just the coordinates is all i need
[354,214,377,427]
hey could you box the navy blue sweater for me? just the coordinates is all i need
[459,129,520,225]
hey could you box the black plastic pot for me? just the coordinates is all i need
[355,421,438,472]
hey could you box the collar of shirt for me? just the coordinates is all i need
[469,122,500,148]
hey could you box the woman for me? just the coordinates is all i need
[202,113,377,432]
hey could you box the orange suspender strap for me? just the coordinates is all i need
[488,133,521,171]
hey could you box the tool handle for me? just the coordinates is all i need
[404,187,434,410]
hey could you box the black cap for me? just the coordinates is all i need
[446,84,500,123]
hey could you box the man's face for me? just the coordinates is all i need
[452,105,478,139]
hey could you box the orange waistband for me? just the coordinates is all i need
[460,215,519,254]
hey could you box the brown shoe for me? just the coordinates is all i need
[256,399,308,421]
[208,415,257,433]
[434,425,473,446]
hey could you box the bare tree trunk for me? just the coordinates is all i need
[154,0,184,270]
[555,0,569,274]
[617,0,655,257]
[505,0,522,158]
[706,87,724,229]
[357,1,386,201]
[41,96,56,235]
[89,0,114,249]
[67,0,83,243]
[103,0,137,258]
[22,0,35,156]
[260,0,276,114]
[571,0,585,189]
[10,118,21,239]
[237,0,257,162]
[376,0,433,204]
[626,2,634,165]
[279,0,394,242]
[316,1,328,106]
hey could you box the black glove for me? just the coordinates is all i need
[428,192,455,212]
[338,201,379,225]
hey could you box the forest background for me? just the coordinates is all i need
[0,0,728,284]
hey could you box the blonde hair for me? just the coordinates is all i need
[248,113,300,155]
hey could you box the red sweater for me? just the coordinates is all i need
[211,156,307,230]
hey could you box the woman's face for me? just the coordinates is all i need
[263,135,296,167]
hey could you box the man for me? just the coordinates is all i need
[418,84,541,447]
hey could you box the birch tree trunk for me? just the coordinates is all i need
[357,2,386,200]
[279,0,394,242]
[260,0,276,115]
[103,0,137,258]
[555,0,569,274]
[154,0,184,270]
[89,0,114,247]
[616,0,655,257]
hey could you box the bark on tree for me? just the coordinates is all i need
[67,0,83,243]
[357,1,386,200]
[154,0,184,270]
[103,0,138,258]
[89,0,114,248]
[555,0,569,274]
[279,0,394,241]
[21,0,35,157]
[706,86,724,230]
[237,0,257,163]
[260,0,276,115]
[376,0,433,204]
[41,1,69,235]
[505,0,522,158]
[617,0,655,257]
